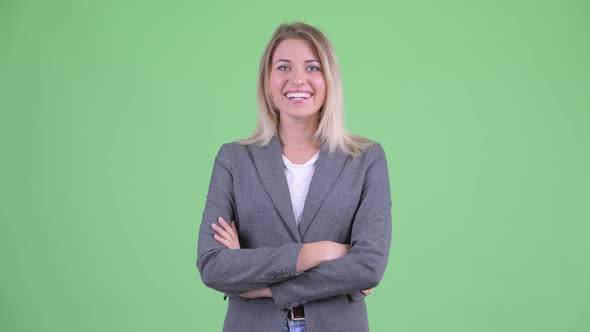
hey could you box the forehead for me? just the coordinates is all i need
[271,38,320,61]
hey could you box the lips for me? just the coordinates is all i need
[284,90,313,100]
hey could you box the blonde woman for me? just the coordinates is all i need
[197,22,392,332]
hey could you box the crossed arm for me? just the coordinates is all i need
[210,216,373,298]
[197,143,390,308]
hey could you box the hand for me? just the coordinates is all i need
[296,241,350,272]
[211,217,240,249]
[361,288,373,295]
[240,287,272,298]
[322,241,350,261]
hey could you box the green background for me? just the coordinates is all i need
[2,0,589,331]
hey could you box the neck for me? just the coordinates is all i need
[278,115,320,149]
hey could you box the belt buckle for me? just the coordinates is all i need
[289,305,305,321]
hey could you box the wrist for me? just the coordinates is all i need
[297,242,323,272]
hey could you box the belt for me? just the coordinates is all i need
[288,305,305,321]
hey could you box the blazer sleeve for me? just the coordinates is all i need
[196,143,303,295]
[269,143,392,309]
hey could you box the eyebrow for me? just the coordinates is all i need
[274,59,321,64]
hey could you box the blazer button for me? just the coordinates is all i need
[275,271,282,278]
[267,272,275,279]
[282,270,290,277]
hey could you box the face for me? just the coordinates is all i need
[269,39,326,123]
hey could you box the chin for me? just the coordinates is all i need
[280,108,321,120]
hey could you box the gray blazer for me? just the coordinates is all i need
[197,135,392,331]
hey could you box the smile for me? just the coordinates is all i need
[284,91,313,101]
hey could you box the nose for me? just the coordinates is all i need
[290,66,306,85]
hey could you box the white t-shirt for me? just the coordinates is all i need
[282,150,320,225]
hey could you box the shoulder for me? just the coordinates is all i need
[214,140,265,166]
[368,141,387,159]
[342,132,389,160]
[352,138,387,164]
[213,141,241,168]
[353,140,391,191]
[217,140,262,155]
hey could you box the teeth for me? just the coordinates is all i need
[286,92,311,99]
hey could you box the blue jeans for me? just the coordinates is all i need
[283,318,306,331]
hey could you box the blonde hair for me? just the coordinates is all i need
[239,22,373,158]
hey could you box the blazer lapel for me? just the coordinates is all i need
[298,143,348,238]
[249,136,301,242]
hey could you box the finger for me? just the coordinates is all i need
[213,233,234,249]
[211,223,237,247]
[361,289,373,295]
[212,230,238,249]
[218,217,239,242]
[214,232,239,249]
[219,217,236,238]
[239,289,263,299]
[239,291,254,298]
[211,222,228,238]
[230,221,240,248]
[216,219,239,245]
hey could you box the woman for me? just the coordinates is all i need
[197,22,392,331]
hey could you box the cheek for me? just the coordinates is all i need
[269,76,284,97]
[314,78,327,100]
[268,74,282,90]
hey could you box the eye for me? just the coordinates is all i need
[277,65,289,71]
[307,65,321,72]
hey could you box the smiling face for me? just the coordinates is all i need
[269,38,326,123]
